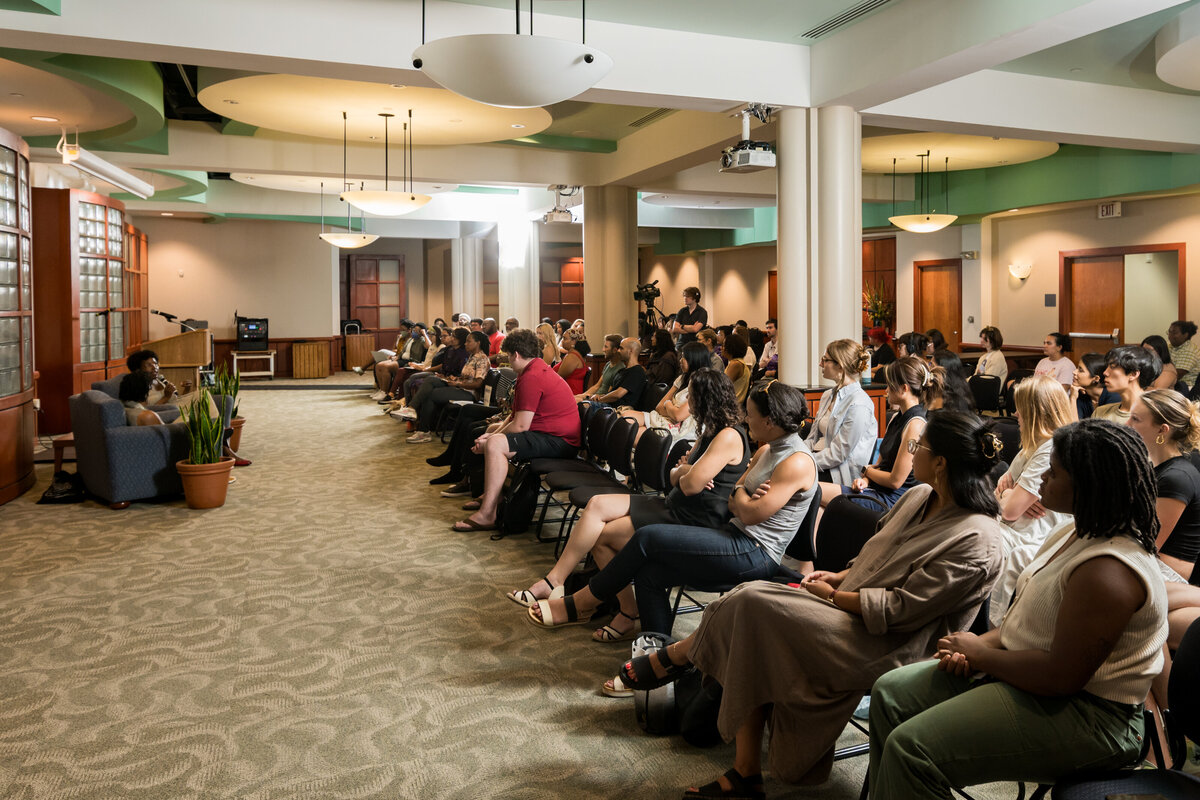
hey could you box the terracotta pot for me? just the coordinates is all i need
[176,457,235,509]
[229,416,246,452]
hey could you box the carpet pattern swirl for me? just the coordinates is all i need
[0,380,1015,799]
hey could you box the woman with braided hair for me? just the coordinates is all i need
[870,419,1168,800]
[609,411,1004,796]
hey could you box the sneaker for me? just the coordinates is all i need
[852,695,871,721]
[396,406,418,420]
[429,471,460,485]
[440,480,472,497]
[369,391,385,400]
[352,366,365,375]
[407,431,432,444]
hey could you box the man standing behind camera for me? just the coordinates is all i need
[671,286,707,348]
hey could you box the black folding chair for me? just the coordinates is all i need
[968,373,1003,414]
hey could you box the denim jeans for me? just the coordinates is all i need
[588,522,778,635]
[868,661,1144,799]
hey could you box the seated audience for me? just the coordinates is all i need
[536,322,558,365]
[1067,352,1120,420]
[988,376,1074,625]
[696,328,725,372]
[399,331,491,444]
[555,329,589,394]
[451,329,581,532]
[528,379,814,638]
[469,318,483,332]
[1094,344,1160,423]
[756,318,778,380]
[1168,319,1200,384]
[554,318,571,351]
[733,324,756,368]
[930,350,976,414]
[623,342,709,444]
[595,338,645,409]
[576,334,623,402]
[973,325,1007,384]
[433,317,447,329]
[895,331,930,359]
[1141,334,1180,390]
[1034,331,1074,388]
[483,318,505,356]
[722,333,751,403]
[819,355,931,512]
[644,329,680,386]
[385,325,445,406]
[869,419,1166,799]
[119,371,166,426]
[614,411,1004,793]
[394,327,467,407]
[504,317,519,334]
[867,326,896,379]
[372,322,430,400]
[509,368,748,642]
[805,339,877,484]
[1126,389,1200,583]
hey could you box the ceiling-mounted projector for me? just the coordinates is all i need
[719,103,776,174]
[543,208,574,223]
[541,184,580,223]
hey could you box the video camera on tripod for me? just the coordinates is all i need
[633,280,661,304]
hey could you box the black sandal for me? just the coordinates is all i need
[620,644,692,691]
[682,769,765,800]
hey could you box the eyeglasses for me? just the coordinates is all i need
[906,439,932,455]
[819,354,832,364]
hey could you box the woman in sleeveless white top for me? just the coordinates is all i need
[869,419,1167,800]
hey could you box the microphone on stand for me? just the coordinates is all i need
[150,308,178,321]
[96,307,113,317]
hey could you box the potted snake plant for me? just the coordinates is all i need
[176,387,235,508]
[215,363,245,451]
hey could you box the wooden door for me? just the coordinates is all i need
[768,270,777,321]
[1061,256,1125,343]
[913,259,962,350]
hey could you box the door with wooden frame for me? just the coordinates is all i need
[913,259,962,350]
[1059,244,1185,347]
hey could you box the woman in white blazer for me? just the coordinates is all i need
[805,338,878,486]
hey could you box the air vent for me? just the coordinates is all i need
[628,108,674,128]
[801,0,895,39]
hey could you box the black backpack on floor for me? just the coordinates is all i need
[490,462,539,540]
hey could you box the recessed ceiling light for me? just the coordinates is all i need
[433,185,442,189]
[1008,208,1019,213]
[223,99,239,105]
[511,124,525,129]
[9,92,24,98]
[30,115,59,122]
[245,176,255,180]
[390,84,406,89]
[161,212,175,216]
[1069,67,1083,73]
[448,119,462,124]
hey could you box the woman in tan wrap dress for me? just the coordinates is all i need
[614,411,1005,799]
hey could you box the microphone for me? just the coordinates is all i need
[150,309,178,321]
[96,308,113,317]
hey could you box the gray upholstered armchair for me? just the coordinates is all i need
[69,390,191,508]
[90,375,181,423]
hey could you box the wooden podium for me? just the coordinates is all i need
[144,329,212,388]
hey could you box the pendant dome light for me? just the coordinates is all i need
[319,111,379,249]
[412,0,612,109]
[888,152,957,233]
[342,110,432,217]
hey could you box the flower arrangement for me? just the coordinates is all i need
[862,280,895,327]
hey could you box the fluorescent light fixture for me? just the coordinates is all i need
[60,143,154,199]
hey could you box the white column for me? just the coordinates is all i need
[775,107,815,386]
[451,237,483,318]
[583,185,638,339]
[815,104,863,354]
[497,219,540,330]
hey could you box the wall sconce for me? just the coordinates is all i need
[1008,263,1033,280]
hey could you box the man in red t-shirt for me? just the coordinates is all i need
[484,318,506,364]
[452,328,581,532]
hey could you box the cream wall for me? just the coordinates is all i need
[138,217,337,341]
[988,194,1200,347]
[1124,251,1179,344]
[639,245,774,328]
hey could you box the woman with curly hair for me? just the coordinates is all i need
[510,368,749,642]
[527,379,813,640]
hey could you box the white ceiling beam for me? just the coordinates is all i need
[812,0,1188,109]
[864,70,1200,152]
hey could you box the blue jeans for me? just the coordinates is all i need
[588,522,777,635]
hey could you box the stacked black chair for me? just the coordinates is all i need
[638,382,670,414]
[531,406,619,537]
[968,373,1003,414]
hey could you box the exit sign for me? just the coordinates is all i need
[1098,201,1123,219]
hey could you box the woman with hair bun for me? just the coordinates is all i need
[613,411,1004,794]
[1126,388,1200,582]
[987,375,1075,625]
[819,355,931,512]
[528,379,816,639]
[805,339,878,484]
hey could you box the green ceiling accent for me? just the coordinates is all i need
[221,119,258,137]
[454,186,519,195]
[863,145,1200,229]
[113,169,208,204]
[730,207,778,248]
[504,133,617,153]
[0,49,166,153]
[0,0,60,13]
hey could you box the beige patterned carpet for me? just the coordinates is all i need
[1,375,1017,799]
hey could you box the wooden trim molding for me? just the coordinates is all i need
[1058,243,1186,336]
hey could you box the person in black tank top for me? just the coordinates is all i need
[505,368,749,642]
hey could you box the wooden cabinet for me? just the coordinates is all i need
[32,189,147,435]
[0,128,35,504]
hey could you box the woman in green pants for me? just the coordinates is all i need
[869,419,1168,799]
